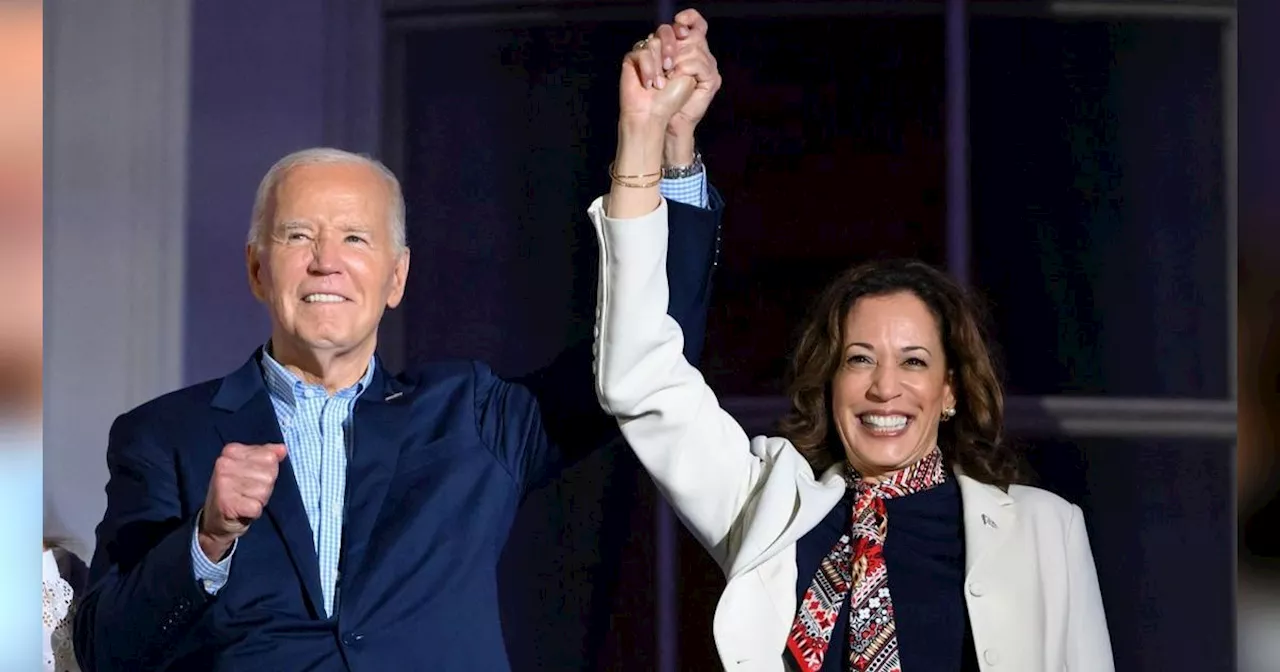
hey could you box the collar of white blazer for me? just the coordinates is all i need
[724,445,1015,581]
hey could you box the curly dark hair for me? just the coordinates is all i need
[777,259,1026,488]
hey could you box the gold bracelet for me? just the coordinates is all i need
[608,161,661,188]
[610,175,662,188]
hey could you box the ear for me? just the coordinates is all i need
[246,243,267,302]
[386,247,411,309]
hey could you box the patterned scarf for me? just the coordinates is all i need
[786,447,947,672]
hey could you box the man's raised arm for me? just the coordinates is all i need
[473,10,724,492]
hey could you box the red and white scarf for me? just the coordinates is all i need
[786,447,947,672]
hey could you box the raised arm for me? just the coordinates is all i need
[591,21,765,565]
[487,187,723,493]
[476,15,727,493]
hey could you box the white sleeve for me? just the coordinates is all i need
[590,196,766,565]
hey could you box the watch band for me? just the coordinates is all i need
[662,151,704,180]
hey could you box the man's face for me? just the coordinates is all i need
[247,162,409,361]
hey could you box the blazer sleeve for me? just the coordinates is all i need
[590,195,766,566]
[74,412,213,671]
[1064,504,1116,671]
[473,189,724,494]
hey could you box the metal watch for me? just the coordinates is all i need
[662,151,704,179]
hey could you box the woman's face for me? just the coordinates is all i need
[830,291,955,479]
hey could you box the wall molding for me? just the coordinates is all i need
[383,0,1237,24]
[1224,16,1238,399]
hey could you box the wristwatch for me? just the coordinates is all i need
[662,151,704,179]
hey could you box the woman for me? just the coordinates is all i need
[592,28,1114,672]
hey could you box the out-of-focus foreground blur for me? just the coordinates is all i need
[0,0,43,670]
[1240,1,1280,670]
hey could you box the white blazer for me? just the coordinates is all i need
[589,196,1116,672]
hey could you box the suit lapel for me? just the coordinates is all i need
[955,472,1016,578]
[339,365,411,597]
[211,351,325,618]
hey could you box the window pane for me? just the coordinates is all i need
[970,18,1228,398]
[397,20,652,370]
[697,17,947,395]
[1025,437,1233,671]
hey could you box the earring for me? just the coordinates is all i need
[941,407,957,421]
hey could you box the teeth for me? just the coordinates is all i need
[861,414,908,430]
[304,293,345,303]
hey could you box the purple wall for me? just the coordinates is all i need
[184,0,382,383]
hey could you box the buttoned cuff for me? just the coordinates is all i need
[660,171,709,209]
[190,509,236,595]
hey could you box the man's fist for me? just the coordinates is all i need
[664,11,719,138]
[197,442,288,562]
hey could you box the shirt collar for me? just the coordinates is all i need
[260,342,376,407]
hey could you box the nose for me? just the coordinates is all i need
[866,364,902,402]
[307,233,342,275]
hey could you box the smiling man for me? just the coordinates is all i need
[74,15,723,669]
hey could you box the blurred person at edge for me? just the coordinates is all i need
[0,2,46,671]
[1238,0,1280,661]
[1239,265,1280,672]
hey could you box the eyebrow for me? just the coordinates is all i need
[848,342,933,356]
[276,221,373,236]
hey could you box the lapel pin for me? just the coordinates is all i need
[384,391,403,402]
[981,514,998,529]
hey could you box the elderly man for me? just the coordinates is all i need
[75,12,722,671]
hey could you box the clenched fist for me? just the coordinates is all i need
[197,442,288,562]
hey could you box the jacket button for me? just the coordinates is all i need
[967,582,985,597]
[983,648,1000,665]
[342,632,364,646]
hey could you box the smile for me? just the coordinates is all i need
[857,413,912,436]
[302,293,347,303]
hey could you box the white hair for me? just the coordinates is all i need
[247,147,407,251]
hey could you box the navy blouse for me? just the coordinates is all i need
[791,477,981,671]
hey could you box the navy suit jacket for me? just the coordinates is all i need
[74,195,723,672]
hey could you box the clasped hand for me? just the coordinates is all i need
[619,9,720,139]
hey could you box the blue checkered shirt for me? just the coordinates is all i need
[190,348,374,617]
[658,169,708,209]
[190,171,708,615]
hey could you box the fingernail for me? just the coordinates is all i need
[646,79,654,89]
[656,76,666,89]
[663,57,673,70]
[678,26,689,37]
